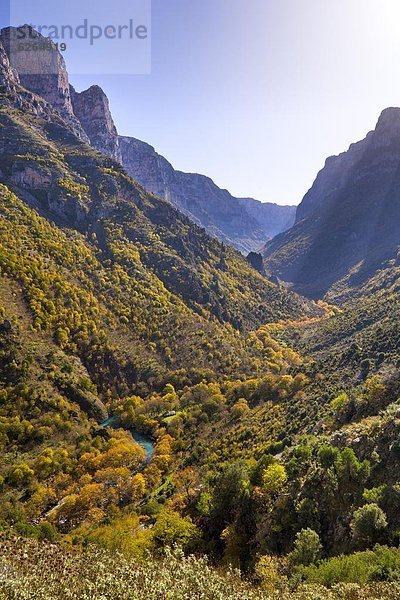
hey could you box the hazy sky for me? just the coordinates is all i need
[4,0,400,204]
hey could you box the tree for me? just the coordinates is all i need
[152,509,198,551]
[174,467,198,504]
[288,528,322,566]
[318,445,338,468]
[129,473,146,502]
[331,392,351,422]
[351,503,388,548]
[8,462,35,487]
[255,555,280,593]
[262,463,287,496]
[211,461,250,527]
[232,399,250,419]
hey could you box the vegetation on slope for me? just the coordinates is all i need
[2,535,400,599]
[0,69,400,599]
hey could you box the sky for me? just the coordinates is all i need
[3,0,400,204]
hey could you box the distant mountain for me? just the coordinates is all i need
[0,27,295,254]
[119,136,296,254]
[263,108,400,297]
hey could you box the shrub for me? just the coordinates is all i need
[351,504,388,548]
[289,528,322,566]
[254,554,280,592]
[302,546,400,587]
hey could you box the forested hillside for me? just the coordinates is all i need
[1,27,400,600]
[0,36,316,552]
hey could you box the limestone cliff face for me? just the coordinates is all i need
[0,26,89,142]
[70,85,121,162]
[0,26,72,115]
[263,108,400,297]
[0,39,59,121]
[0,39,19,89]
[119,135,295,254]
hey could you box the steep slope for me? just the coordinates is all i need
[263,108,400,298]
[119,135,296,253]
[0,47,314,387]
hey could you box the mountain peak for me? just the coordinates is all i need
[264,108,400,297]
[0,26,73,117]
[375,106,400,138]
[0,26,90,142]
[70,84,121,162]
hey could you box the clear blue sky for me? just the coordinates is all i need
[3,0,400,204]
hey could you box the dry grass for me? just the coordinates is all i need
[1,535,400,600]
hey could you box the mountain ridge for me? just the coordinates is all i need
[0,26,295,254]
[263,107,400,298]
[119,134,296,253]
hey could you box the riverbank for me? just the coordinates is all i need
[101,416,155,462]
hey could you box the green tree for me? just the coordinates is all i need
[232,398,250,419]
[262,463,287,496]
[331,392,351,422]
[152,509,198,551]
[351,503,388,548]
[8,462,35,487]
[288,528,322,566]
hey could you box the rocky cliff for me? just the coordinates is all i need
[0,38,19,89]
[70,85,121,162]
[0,26,89,142]
[263,108,400,297]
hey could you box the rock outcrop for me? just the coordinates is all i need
[0,39,19,89]
[0,26,89,142]
[70,85,121,162]
[246,251,266,276]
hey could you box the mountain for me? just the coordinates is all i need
[119,135,296,253]
[70,84,122,163]
[0,27,295,254]
[263,108,400,298]
[0,27,319,540]
[237,196,295,238]
[0,30,312,390]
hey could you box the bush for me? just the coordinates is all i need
[351,504,388,548]
[262,463,287,495]
[254,554,280,592]
[289,529,322,566]
[302,546,400,587]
